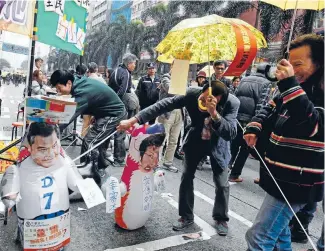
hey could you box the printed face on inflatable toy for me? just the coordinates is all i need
[27,123,60,168]
[139,134,164,173]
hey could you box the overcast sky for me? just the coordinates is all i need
[0,31,50,69]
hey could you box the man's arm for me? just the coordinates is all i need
[117,69,129,98]
[135,95,187,124]
[211,96,240,141]
[277,76,324,138]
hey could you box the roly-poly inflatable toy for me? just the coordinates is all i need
[103,124,166,230]
[0,122,83,250]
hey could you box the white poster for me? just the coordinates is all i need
[73,0,81,6]
[106,177,121,214]
[55,0,66,16]
[24,211,70,250]
[81,0,90,10]
[75,28,85,51]
[44,0,56,12]
[67,21,77,44]
[56,15,68,41]
[169,59,190,95]
[76,178,106,209]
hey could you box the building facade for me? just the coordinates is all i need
[110,0,133,23]
[88,0,111,30]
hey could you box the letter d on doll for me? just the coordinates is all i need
[41,176,53,188]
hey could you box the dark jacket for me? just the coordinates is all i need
[136,74,160,110]
[70,75,125,122]
[244,71,324,203]
[135,87,240,169]
[210,74,232,88]
[236,72,272,123]
[109,64,132,98]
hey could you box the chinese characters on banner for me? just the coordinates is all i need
[23,211,70,251]
[142,175,153,212]
[0,0,34,36]
[223,23,258,77]
[36,0,88,55]
[106,177,121,213]
[76,178,106,209]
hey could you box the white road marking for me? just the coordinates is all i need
[1,107,9,113]
[163,195,217,236]
[0,115,10,119]
[10,100,14,104]
[105,232,210,251]
[104,195,216,251]
[194,190,253,228]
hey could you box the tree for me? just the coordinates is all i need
[20,59,29,70]
[47,48,80,71]
[0,58,11,69]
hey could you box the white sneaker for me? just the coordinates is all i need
[162,164,178,173]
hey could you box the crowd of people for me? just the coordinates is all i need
[23,33,324,251]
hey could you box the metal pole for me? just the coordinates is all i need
[286,0,299,54]
[23,0,38,135]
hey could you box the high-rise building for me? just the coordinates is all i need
[131,0,169,26]
[110,0,133,23]
[88,0,112,30]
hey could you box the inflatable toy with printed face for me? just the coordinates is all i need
[114,124,165,230]
[26,122,61,168]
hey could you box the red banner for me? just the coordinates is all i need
[223,24,258,76]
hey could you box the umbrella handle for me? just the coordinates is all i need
[198,87,212,111]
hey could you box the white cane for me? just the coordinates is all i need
[72,130,118,163]
[237,120,318,251]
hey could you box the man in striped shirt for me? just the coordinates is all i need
[244,34,324,250]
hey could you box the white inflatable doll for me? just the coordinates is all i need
[0,122,83,250]
[105,124,165,230]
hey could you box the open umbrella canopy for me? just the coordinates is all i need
[156,14,267,64]
[261,0,324,10]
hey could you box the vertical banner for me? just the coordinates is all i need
[0,0,35,36]
[223,24,258,76]
[36,1,88,55]
[169,59,190,95]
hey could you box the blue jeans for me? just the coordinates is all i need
[246,193,306,251]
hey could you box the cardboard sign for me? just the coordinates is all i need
[169,59,190,95]
[223,24,257,77]
[76,178,106,209]
[26,96,76,124]
[23,211,70,251]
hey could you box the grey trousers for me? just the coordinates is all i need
[180,140,230,221]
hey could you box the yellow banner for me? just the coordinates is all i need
[0,0,35,37]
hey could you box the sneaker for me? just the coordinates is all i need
[111,161,125,167]
[229,176,243,182]
[254,178,260,184]
[215,221,228,236]
[162,164,178,173]
[172,217,194,231]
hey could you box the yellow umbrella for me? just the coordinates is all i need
[156,14,267,64]
[261,0,324,10]
[261,0,324,56]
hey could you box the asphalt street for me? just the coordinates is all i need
[0,84,323,251]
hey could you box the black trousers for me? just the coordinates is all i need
[180,140,230,221]
[81,113,126,169]
[229,123,250,178]
[113,109,136,163]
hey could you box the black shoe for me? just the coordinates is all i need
[216,221,228,236]
[172,218,194,231]
[291,228,309,243]
[174,151,184,160]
